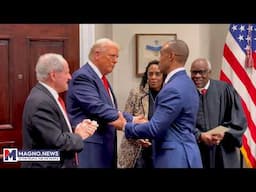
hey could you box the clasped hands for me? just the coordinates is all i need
[75,119,98,140]
[109,111,147,131]
[200,132,224,146]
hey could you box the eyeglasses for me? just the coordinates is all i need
[190,70,209,75]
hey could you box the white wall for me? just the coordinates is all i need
[79,24,95,66]
[111,24,228,111]
[208,24,229,78]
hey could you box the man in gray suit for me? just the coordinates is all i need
[22,53,98,168]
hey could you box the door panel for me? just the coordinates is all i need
[0,40,10,125]
[29,39,64,88]
[0,24,79,168]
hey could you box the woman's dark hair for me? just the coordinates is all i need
[140,59,161,88]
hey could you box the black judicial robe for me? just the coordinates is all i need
[194,79,247,168]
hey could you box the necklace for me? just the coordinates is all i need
[149,90,157,105]
[148,90,158,120]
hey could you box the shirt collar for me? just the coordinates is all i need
[164,67,185,84]
[88,60,104,79]
[39,81,58,100]
[198,79,210,92]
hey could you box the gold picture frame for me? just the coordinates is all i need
[135,33,177,77]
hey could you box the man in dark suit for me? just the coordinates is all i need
[112,39,202,168]
[66,38,133,168]
[22,53,98,168]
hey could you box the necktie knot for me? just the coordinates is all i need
[201,88,207,95]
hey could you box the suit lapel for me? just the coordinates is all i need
[36,83,71,132]
[86,64,117,108]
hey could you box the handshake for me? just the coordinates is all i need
[109,111,148,131]
[74,119,99,140]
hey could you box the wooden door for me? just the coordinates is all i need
[0,24,79,168]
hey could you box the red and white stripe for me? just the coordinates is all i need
[221,29,256,168]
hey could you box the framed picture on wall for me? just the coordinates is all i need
[135,33,177,77]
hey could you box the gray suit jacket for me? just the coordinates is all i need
[22,83,84,168]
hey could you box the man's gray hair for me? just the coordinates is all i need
[35,53,66,81]
[205,58,212,71]
[193,58,212,71]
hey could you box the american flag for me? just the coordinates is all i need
[221,24,256,167]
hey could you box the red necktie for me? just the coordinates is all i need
[58,96,79,166]
[201,88,207,95]
[102,75,110,95]
[58,96,67,113]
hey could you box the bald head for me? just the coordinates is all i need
[164,39,189,64]
[159,39,190,75]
